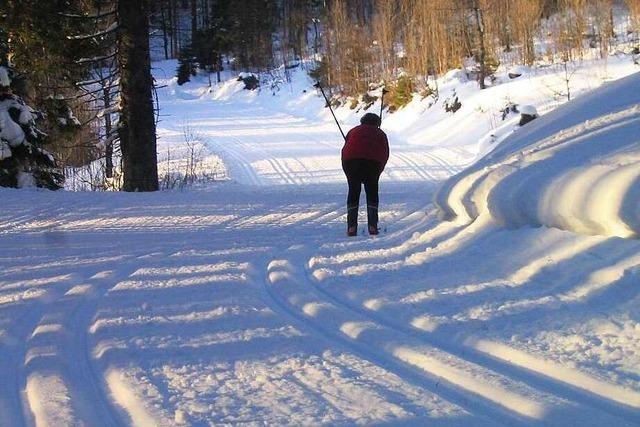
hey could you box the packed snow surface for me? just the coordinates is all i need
[1,58,640,426]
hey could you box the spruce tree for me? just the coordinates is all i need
[0,66,64,189]
[0,1,96,168]
[177,43,197,85]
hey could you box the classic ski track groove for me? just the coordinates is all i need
[1,299,54,427]
[423,150,461,176]
[74,264,146,427]
[304,257,640,425]
[283,202,637,426]
[1,253,158,427]
[260,258,511,427]
[1,271,90,427]
[201,133,263,186]
[20,262,143,427]
[265,252,636,425]
[392,152,437,181]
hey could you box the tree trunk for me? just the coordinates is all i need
[160,0,169,60]
[117,0,159,192]
[217,53,222,83]
[473,1,487,90]
[103,86,114,179]
[170,0,178,57]
[191,0,197,42]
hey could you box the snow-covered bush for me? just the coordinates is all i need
[238,73,259,90]
[361,92,378,110]
[0,67,63,189]
[501,101,519,120]
[508,65,531,79]
[444,90,462,113]
[177,44,198,86]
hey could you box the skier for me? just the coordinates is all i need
[342,112,389,236]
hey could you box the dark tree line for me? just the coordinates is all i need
[1,0,159,191]
[175,0,284,85]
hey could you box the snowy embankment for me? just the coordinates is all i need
[435,72,640,238]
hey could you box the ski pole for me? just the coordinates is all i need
[380,87,388,122]
[314,82,346,141]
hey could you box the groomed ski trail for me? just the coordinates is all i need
[265,251,640,427]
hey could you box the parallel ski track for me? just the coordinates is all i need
[265,246,640,427]
[0,269,98,427]
[200,132,264,186]
[71,263,147,427]
[423,150,462,176]
[259,259,509,427]
[392,152,438,181]
[0,252,158,427]
[306,262,640,425]
[1,295,60,427]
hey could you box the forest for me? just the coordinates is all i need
[0,0,638,191]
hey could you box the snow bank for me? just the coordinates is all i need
[435,72,640,238]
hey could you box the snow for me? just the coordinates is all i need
[1,55,640,426]
[16,171,36,188]
[0,97,27,147]
[0,66,11,87]
[518,104,538,116]
[0,140,10,160]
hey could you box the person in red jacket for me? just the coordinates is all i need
[342,113,389,236]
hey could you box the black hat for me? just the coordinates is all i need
[360,113,381,127]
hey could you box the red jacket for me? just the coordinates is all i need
[341,124,389,169]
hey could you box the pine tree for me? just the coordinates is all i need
[177,43,198,85]
[0,0,97,169]
[0,67,64,189]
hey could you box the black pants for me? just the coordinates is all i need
[342,159,383,229]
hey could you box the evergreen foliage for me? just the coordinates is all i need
[0,81,64,189]
[237,73,259,90]
[177,44,198,85]
[0,0,96,168]
[386,75,415,112]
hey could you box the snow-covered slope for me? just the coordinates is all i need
[147,56,638,192]
[435,72,640,238]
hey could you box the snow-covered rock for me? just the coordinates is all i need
[16,171,35,188]
[508,65,531,79]
[518,104,538,116]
